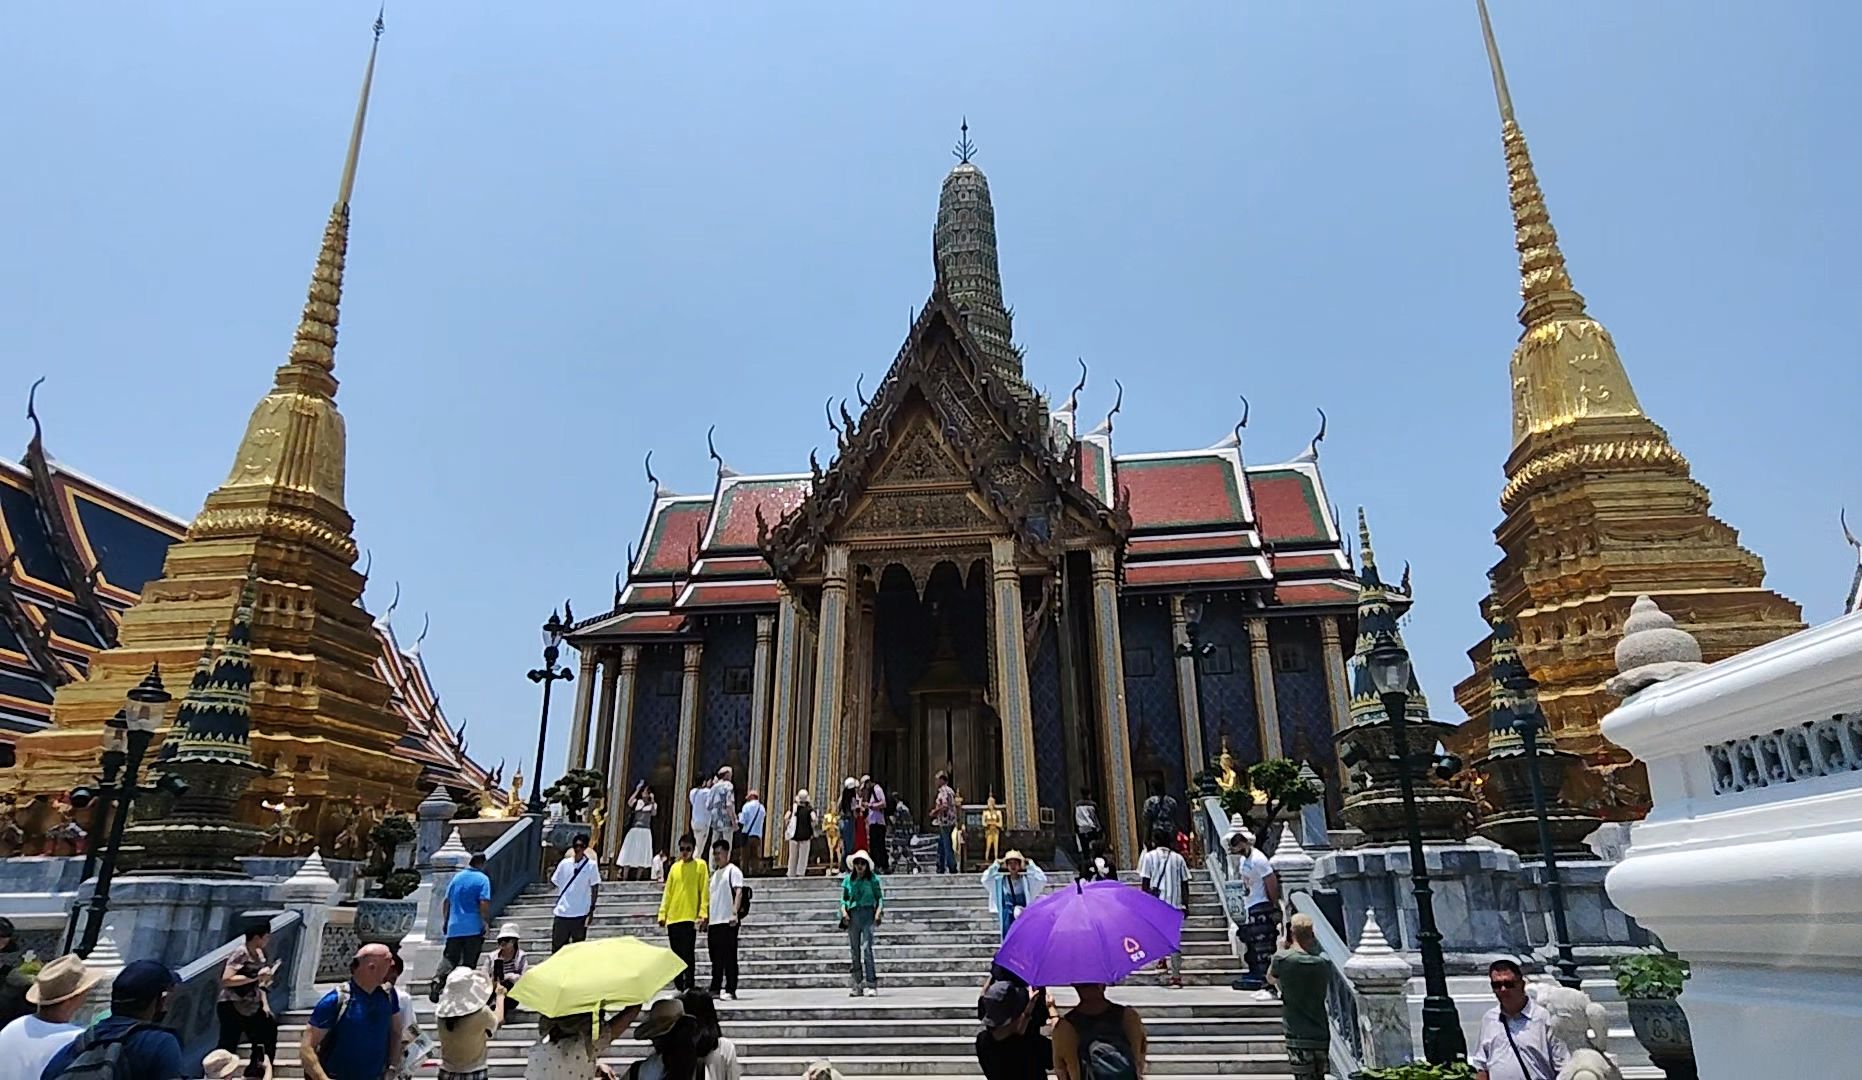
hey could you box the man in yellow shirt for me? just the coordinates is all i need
[657,833,709,991]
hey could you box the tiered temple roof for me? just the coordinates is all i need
[575,371,1355,640]
[0,416,487,790]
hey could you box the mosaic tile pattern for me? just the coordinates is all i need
[1028,619,1067,813]
[1198,598,1261,763]
[699,619,757,775]
[1119,600,1188,800]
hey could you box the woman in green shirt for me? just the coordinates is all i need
[840,850,885,997]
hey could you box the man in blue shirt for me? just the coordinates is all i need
[440,851,492,971]
[41,959,184,1080]
[301,943,401,1080]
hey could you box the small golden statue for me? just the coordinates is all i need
[981,794,1004,863]
[1217,736,1242,792]
[331,794,368,859]
[261,783,313,855]
[588,794,608,856]
[507,767,525,814]
[822,806,843,868]
[950,787,966,870]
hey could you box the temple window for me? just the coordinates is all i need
[657,669,681,696]
[1274,643,1310,673]
[1200,643,1235,676]
[723,666,752,695]
[1123,647,1156,678]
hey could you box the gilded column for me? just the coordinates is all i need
[1246,616,1285,759]
[1088,547,1139,861]
[592,655,619,783]
[1169,594,1207,783]
[747,612,775,818]
[565,650,598,771]
[808,545,852,806]
[764,589,801,858]
[601,645,640,863]
[1318,614,1351,783]
[990,537,1040,828]
[671,640,705,841]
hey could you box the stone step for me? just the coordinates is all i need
[482,938,1234,964]
[278,1015,1282,1042]
[497,908,1230,928]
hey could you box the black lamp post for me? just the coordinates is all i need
[75,665,173,958]
[63,708,129,952]
[526,609,574,816]
[1504,669,1582,988]
[1176,594,1215,780]
[1364,634,1468,1066]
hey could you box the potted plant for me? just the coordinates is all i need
[1612,951,1695,1079]
[1353,1064,1478,1079]
[355,812,420,946]
[542,768,605,849]
[1246,759,1323,849]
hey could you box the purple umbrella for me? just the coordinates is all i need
[993,879,1186,987]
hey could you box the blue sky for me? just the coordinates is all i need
[5,2,1856,786]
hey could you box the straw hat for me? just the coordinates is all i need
[634,996,686,1040]
[27,953,101,1006]
[495,923,523,942]
[435,967,492,1019]
[1001,850,1027,866]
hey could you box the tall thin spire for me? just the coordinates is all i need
[934,120,1021,380]
[1475,0,1643,445]
[198,12,384,550]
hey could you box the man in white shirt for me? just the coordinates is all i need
[1138,831,1191,988]
[703,837,746,999]
[0,953,95,1080]
[736,788,767,874]
[1472,959,1566,1080]
[1224,817,1281,991]
[550,832,601,952]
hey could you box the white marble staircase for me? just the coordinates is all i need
[270,869,1297,1079]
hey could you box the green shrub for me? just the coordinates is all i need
[1611,952,1689,1000]
[1354,1063,1478,1080]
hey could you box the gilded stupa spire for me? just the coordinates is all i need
[192,12,385,560]
[1476,0,1644,446]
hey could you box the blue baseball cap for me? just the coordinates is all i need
[112,959,179,1003]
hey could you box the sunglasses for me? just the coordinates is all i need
[1489,979,1521,992]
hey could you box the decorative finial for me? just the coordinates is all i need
[614,570,624,608]
[1844,509,1862,615]
[839,398,856,437]
[825,398,841,437]
[1061,359,1089,415]
[706,425,737,479]
[953,117,976,164]
[412,612,430,653]
[1294,407,1327,463]
[1474,0,1514,123]
[359,549,372,584]
[378,581,401,628]
[1606,596,1707,697]
[338,8,384,208]
[1356,507,1381,582]
[856,374,870,408]
[24,376,45,448]
[1088,379,1124,438]
[1210,394,1251,450]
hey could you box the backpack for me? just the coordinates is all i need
[736,882,754,919]
[49,1021,149,1080]
[1073,1005,1139,1080]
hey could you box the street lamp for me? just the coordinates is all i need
[526,609,574,815]
[63,709,129,952]
[1365,633,1468,1066]
[75,665,175,958]
[1501,668,1581,989]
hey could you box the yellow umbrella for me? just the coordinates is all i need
[508,936,686,1017]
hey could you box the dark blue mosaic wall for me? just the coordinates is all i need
[627,645,684,808]
[1197,598,1260,765]
[698,618,756,777]
[1028,619,1067,813]
[1117,598,1187,800]
[1270,618,1337,791]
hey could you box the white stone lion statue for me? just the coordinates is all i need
[1531,983,1622,1080]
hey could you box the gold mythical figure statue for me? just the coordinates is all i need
[260,783,313,855]
[1217,736,1242,792]
[981,793,1004,863]
[587,795,607,857]
[950,787,966,870]
[331,793,369,859]
[822,806,843,868]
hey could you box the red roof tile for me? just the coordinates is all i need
[1274,581,1359,606]
[1121,457,1246,530]
[1248,467,1330,546]
[639,499,713,576]
[708,478,809,552]
[681,581,781,608]
[1125,557,1268,588]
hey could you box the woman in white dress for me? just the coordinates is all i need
[526,1005,641,1080]
[619,783,657,881]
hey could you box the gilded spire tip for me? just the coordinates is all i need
[1475,0,1515,123]
[954,117,976,165]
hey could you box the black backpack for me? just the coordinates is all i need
[737,883,754,918]
[1072,1005,1138,1080]
[48,1022,150,1080]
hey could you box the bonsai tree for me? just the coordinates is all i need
[1612,951,1690,999]
[366,812,420,899]
[1217,783,1253,822]
[1246,758,1323,848]
[543,768,605,822]
[451,788,483,820]
[1355,1065,1478,1080]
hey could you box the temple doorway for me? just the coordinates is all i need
[868,559,999,817]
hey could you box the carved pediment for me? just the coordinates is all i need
[758,287,1129,581]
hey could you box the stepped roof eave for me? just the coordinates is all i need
[630,492,714,582]
[702,473,810,555]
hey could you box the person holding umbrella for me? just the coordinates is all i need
[980,851,1049,941]
[506,936,687,1080]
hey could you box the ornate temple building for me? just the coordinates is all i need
[1450,2,1803,816]
[0,22,487,844]
[564,132,1366,862]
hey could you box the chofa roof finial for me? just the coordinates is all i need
[954,117,976,165]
